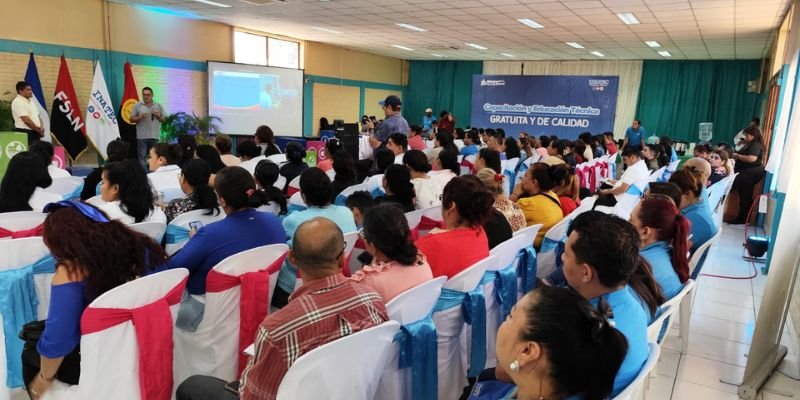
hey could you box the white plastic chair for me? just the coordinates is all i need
[659,280,696,354]
[165,209,226,256]
[43,269,189,400]
[646,305,675,344]
[129,221,167,243]
[275,321,401,400]
[688,230,721,279]
[43,176,84,200]
[0,211,46,239]
[512,223,542,244]
[376,277,446,400]
[173,244,288,385]
[610,343,661,400]
[433,256,494,400]
[0,238,52,398]
[267,154,287,164]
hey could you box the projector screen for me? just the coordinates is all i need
[208,61,304,137]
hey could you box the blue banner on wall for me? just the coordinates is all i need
[470,75,619,140]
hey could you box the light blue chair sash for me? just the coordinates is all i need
[394,313,438,400]
[95,181,102,196]
[482,259,518,321]
[434,287,486,378]
[370,187,385,199]
[503,169,516,192]
[165,224,191,245]
[63,183,84,200]
[516,246,538,294]
[334,193,348,206]
[0,255,56,388]
[626,183,644,196]
[286,203,307,214]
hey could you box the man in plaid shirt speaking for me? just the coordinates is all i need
[177,217,388,399]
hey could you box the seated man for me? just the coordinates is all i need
[177,217,389,400]
[386,132,408,165]
[597,147,649,205]
[561,211,650,396]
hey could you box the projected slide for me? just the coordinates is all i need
[208,61,303,137]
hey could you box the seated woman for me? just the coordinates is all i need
[670,168,717,254]
[425,131,459,164]
[630,196,690,300]
[502,137,521,160]
[415,176,493,278]
[253,160,288,215]
[163,166,286,329]
[255,125,281,157]
[147,143,182,190]
[350,203,433,301]
[278,141,309,193]
[317,138,342,172]
[552,164,580,216]
[465,175,513,249]
[330,150,358,202]
[81,140,128,200]
[509,163,563,248]
[214,135,240,167]
[164,159,220,223]
[468,286,627,400]
[404,150,442,210]
[195,144,226,184]
[707,149,731,186]
[542,139,566,166]
[476,168,526,232]
[375,165,416,213]
[236,140,261,162]
[100,159,166,224]
[475,148,502,174]
[0,151,53,212]
[30,141,70,179]
[23,201,166,398]
[177,135,197,168]
[430,149,459,189]
[642,143,668,172]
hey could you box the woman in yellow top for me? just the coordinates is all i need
[509,163,564,248]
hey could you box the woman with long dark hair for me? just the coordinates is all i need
[195,144,226,175]
[164,159,220,222]
[430,149,459,189]
[404,150,442,210]
[254,125,280,156]
[253,160,288,215]
[278,141,309,193]
[729,126,766,224]
[100,159,164,224]
[330,150,358,202]
[376,165,416,212]
[351,203,433,301]
[502,137,521,160]
[23,201,166,398]
[0,151,53,212]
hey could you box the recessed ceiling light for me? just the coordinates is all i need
[431,53,444,58]
[617,13,640,25]
[500,53,515,57]
[392,45,414,51]
[645,41,661,48]
[566,42,585,49]
[395,23,427,32]
[590,51,605,57]
[193,0,231,7]
[658,50,672,57]
[465,43,487,50]
[517,18,544,29]
[311,26,341,34]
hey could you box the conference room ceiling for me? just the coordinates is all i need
[115,0,791,61]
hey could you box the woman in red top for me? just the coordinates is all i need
[603,132,618,155]
[552,164,580,216]
[415,176,494,278]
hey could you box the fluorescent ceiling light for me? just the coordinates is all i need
[517,18,544,29]
[395,23,427,32]
[392,45,414,51]
[617,13,640,24]
[658,50,672,57]
[645,41,661,48]
[566,42,584,49]
[193,0,231,7]
[465,43,487,50]
[431,53,444,58]
[500,53,515,57]
[311,26,341,34]
[590,51,605,57]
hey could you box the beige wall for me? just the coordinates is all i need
[0,0,106,49]
[305,42,403,85]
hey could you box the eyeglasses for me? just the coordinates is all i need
[708,155,721,160]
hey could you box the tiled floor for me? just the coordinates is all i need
[645,223,800,400]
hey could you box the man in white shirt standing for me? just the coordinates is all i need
[129,86,166,170]
[11,81,44,145]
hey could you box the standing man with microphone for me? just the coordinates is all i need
[130,86,166,170]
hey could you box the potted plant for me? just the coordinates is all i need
[0,92,14,132]
[160,112,222,144]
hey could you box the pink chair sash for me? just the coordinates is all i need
[600,160,610,179]
[205,253,287,374]
[575,167,588,189]
[81,276,188,400]
[588,164,598,191]
[0,224,44,239]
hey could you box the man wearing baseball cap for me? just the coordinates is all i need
[365,95,409,155]
[422,107,436,134]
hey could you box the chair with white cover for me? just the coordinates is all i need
[326,168,337,181]
[273,174,287,190]
[666,159,680,173]
[165,209,226,255]
[157,186,185,202]
[287,191,307,213]
[129,221,167,243]
[0,211,46,240]
[405,209,424,233]
[454,139,465,150]
[287,175,302,196]
[511,224,543,297]
[460,154,477,175]
[609,178,649,220]
[649,166,667,182]
[610,343,661,400]
[266,154,287,164]
[537,215,573,279]
[334,183,371,206]
[240,155,267,175]
[340,231,361,275]
[514,156,539,187]
[501,158,520,197]
[0,237,52,397]
[414,205,444,238]
[658,280,696,353]
[275,321,401,400]
[42,269,189,400]
[173,244,289,385]
[376,277,446,400]
[432,256,494,400]
[43,177,84,200]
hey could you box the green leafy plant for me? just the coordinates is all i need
[160,112,222,145]
[0,91,14,132]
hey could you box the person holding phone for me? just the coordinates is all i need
[365,95,409,156]
[129,87,166,171]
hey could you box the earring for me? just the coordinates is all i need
[509,360,520,372]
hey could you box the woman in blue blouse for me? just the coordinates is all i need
[670,168,718,254]
[630,196,691,300]
[468,286,627,400]
[23,201,167,399]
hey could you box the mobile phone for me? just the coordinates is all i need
[189,221,204,231]
[224,380,240,395]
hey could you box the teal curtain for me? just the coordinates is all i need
[635,60,762,143]
[404,61,483,129]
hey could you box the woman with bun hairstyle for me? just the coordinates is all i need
[253,160,288,215]
[510,163,564,247]
[476,168,526,232]
[669,168,717,254]
[376,165,416,212]
[278,141,309,193]
[163,159,220,222]
[415,176,494,278]
[404,149,442,210]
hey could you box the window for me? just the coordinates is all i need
[234,31,267,66]
[268,37,300,69]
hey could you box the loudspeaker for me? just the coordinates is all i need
[337,132,359,162]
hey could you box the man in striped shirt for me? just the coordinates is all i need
[177,217,388,400]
